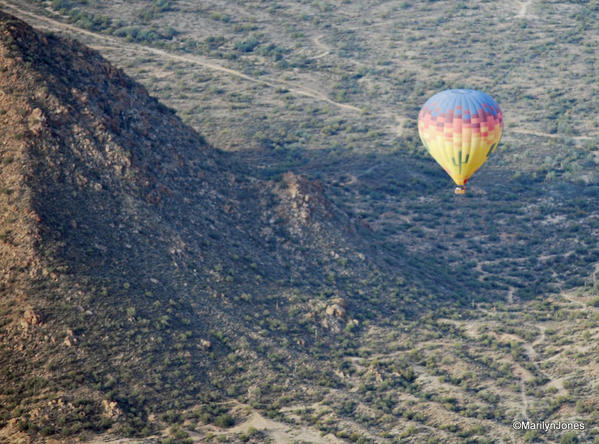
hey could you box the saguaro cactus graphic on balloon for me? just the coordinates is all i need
[418,89,503,194]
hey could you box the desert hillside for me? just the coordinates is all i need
[1,1,599,443]
[0,10,461,442]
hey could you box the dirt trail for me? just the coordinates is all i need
[0,1,363,113]
[514,365,530,420]
[8,1,597,146]
[589,262,599,287]
[202,410,344,444]
[313,34,330,59]
[535,326,545,346]
[12,1,594,144]
[510,128,595,141]
[517,322,569,412]
[507,286,514,304]
[444,315,565,421]
[516,0,532,19]
[561,292,587,308]
[522,326,544,367]
[594,262,599,280]
[519,375,529,419]
[389,114,406,137]
[87,408,343,444]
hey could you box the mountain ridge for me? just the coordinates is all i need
[0,11,401,440]
[3,4,599,442]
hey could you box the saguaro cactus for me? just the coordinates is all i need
[452,151,470,174]
[486,142,498,158]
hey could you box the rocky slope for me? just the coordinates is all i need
[0,11,426,440]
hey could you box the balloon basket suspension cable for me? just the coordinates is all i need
[454,185,466,195]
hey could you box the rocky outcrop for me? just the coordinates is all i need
[277,172,334,229]
[0,11,380,442]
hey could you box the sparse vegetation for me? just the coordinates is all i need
[0,0,598,442]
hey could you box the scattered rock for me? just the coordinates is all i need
[325,298,348,318]
[277,172,334,230]
[63,329,77,347]
[20,309,43,330]
[102,399,122,419]
[23,309,42,326]
[325,303,346,318]
[28,107,45,135]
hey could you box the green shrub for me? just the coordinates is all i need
[213,413,234,428]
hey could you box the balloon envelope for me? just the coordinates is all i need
[418,89,503,186]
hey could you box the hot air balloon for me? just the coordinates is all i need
[418,89,503,194]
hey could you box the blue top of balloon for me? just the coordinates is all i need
[422,89,500,118]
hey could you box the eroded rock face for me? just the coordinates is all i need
[101,399,123,419]
[279,171,334,227]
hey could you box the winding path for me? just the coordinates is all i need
[6,1,592,145]
[518,370,529,420]
[511,128,595,141]
[0,1,362,113]
[312,34,330,59]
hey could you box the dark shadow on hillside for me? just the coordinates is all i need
[229,145,599,304]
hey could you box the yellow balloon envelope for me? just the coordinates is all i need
[418,89,503,193]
